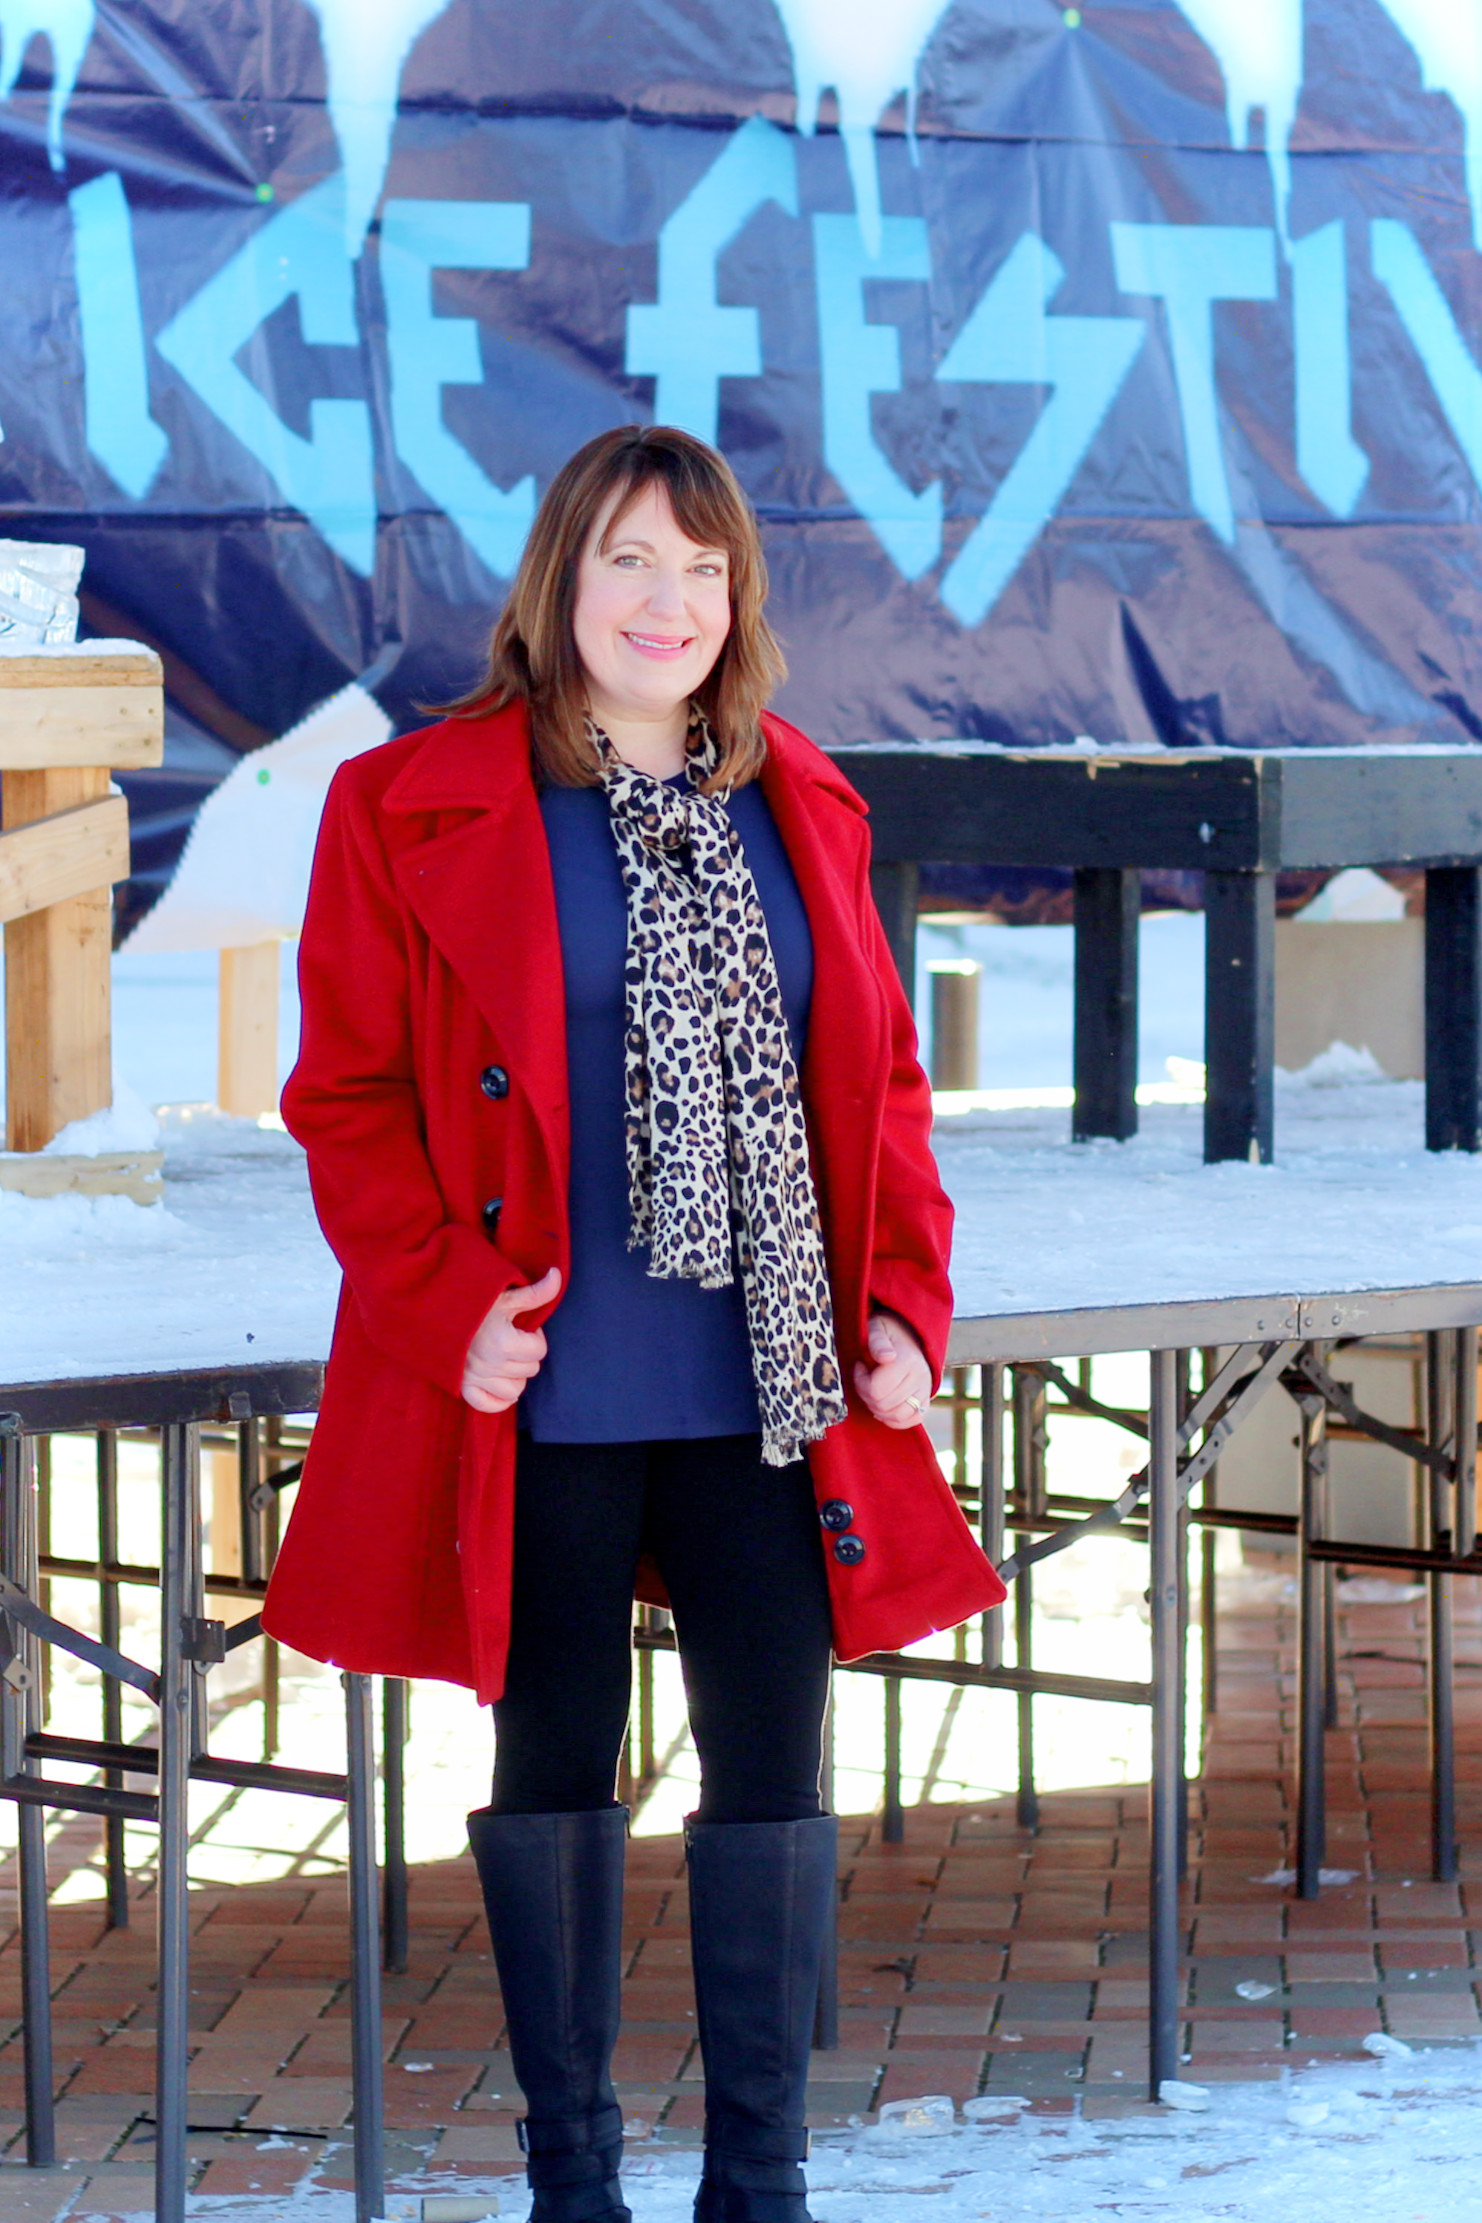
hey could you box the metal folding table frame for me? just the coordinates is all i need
[901,1277,1482,2096]
[0,1360,389,2223]
[5,1283,1480,2187]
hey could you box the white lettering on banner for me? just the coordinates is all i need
[625,117,798,448]
[381,199,536,580]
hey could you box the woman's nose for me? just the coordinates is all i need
[643,568,686,617]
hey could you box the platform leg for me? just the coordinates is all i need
[1073,867,1140,1141]
[870,860,919,1001]
[155,1423,194,2223]
[1148,1349,1182,2100]
[2,765,112,1150]
[1295,1390,1329,1901]
[346,1674,386,2223]
[1425,867,1482,1152]
[1204,870,1275,1165]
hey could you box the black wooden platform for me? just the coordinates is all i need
[834,744,1482,1162]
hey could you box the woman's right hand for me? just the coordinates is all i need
[460,1266,563,1412]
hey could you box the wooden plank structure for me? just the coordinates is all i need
[0,646,164,1190]
[218,941,282,1120]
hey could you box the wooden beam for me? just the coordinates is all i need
[0,796,129,924]
[0,1150,163,1204]
[3,767,113,1151]
[0,649,164,770]
[218,942,281,1119]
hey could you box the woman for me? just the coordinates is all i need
[264,426,1004,2223]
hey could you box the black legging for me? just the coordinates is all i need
[490,1433,834,1822]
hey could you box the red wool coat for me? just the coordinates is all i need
[262,701,1005,1703]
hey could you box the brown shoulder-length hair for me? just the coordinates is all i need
[440,425,785,792]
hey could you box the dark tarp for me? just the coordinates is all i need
[0,0,1479,925]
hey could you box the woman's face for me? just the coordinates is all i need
[572,482,732,728]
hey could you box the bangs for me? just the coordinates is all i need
[597,451,744,564]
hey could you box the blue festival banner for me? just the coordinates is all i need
[0,2,1480,918]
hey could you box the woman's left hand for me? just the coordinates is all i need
[853,1310,933,1429]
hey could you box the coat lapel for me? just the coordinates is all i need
[383,706,571,1218]
[759,719,891,1350]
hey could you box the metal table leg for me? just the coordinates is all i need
[18,1805,55,2165]
[813,1685,839,2052]
[1427,1333,1458,1882]
[382,1678,409,1975]
[1148,1348,1182,2099]
[882,1677,904,1843]
[3,1423,56,2168]
[1203,869,1275,1165]
[97,1431,129,1931]
[1012,1369,1045,1832]
[346,1674,386,2223]
[1454,1326,1478,1554]
[1425,866,1482,1153]
[981,1364,1005,1673]
[1072,866,1141,1142]
[1295,1387,1329,1900]
[155,1422,195,2223]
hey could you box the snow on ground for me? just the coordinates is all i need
[71,2037,1482,2220]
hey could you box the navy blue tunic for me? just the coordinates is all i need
[520,776,814,1443]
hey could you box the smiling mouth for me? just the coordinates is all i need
[622,631,691,654]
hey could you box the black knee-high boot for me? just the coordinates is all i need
[467,1805,632,2223]
[686,1814,838,2223]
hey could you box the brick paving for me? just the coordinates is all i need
[0,1559,1480,2215]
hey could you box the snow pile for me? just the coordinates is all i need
[40,1074,160,1157]
[1277,1039,1388,1087]
[126,681,390,953]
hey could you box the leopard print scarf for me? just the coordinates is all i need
[596,713,848,1466]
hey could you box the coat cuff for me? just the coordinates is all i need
[867,1267,952,1395]
[353,1229,526,1402]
